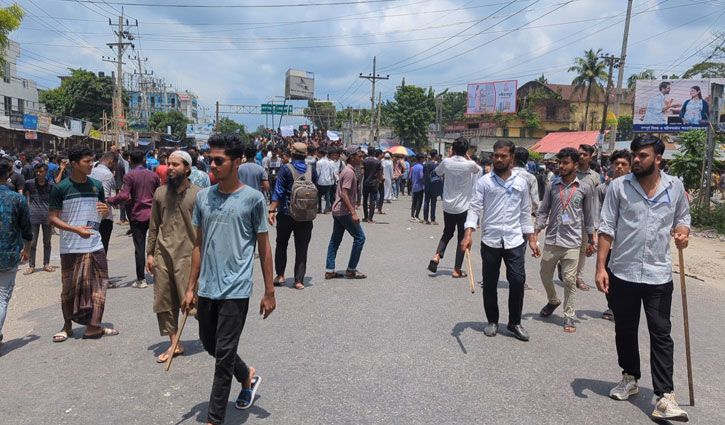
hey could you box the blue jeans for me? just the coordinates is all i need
[393,177,400,198]
[424,192,437,222]
[0,267,19,336]
[325,214,366,273]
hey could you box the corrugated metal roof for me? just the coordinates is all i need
[530,131,601,153]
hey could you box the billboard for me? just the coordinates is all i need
[633,78,725,132]
[186,123,214,141]
[466,80,517,115]
[285,69,314,100]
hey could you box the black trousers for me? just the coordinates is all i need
[275,213,313,284]
[377,182,384,209]
[423,191,437,222]
[362,185,378,221]
[29,223,52,268]
[480,242,526,325]
[129,220,149,281]
[317,184,331,212]
[411,190,423,218]
[99,219,113,257]
[436,211,467,271]
[197,297,250,425]
[609,273,674,397]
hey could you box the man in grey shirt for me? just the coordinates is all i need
[596,135,690,422]
[575,143,601,290]
[535,148,596,333]
[238,145,269,193]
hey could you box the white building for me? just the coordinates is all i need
[1,40,41,117]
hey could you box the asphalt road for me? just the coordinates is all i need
[1,197,723,425]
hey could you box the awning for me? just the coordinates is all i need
[530,131,602,154]
[164,137,181,143]
[138,138,152,146]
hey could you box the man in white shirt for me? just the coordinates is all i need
[461,140,541,342]
[315,148,335,214]
[642,81,672,125]
[427,137,480,278]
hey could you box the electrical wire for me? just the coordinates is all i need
[60,0,407,8]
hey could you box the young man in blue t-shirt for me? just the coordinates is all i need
[182,134,276,425]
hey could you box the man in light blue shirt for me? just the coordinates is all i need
[642,81,672,125]
[315,148,335,213]
[182,134,276,423]
[596,135,690,422]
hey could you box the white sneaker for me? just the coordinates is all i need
[610,373,639,400]
[652,393,689,422]
[135,279,148,289]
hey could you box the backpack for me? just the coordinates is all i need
[429,166,442,185]
[286,163,317,222]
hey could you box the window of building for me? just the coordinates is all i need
[502,128,509,138]
[3,63,10,83]
[546,106,556,120]
[22,79,27,88]
[3,96,10,115]
[467,123,478,129]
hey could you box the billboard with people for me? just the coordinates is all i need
[633,78,725,132]
[466,80,517,115]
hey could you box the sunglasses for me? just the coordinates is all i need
[210,156,228,166]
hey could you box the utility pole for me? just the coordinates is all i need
[598,54,617,163]
[609,0,633,152]
[360,56,389,146]
[131,54,151,128]
[102,8,136,148]
[215,101,220,132]
[699,83,723,207]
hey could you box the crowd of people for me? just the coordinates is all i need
[0,130,692,424]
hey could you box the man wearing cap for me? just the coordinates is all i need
[8,160,25,194]
[146,150,201,363]
[324,147,366,280]
[268,142,318,290]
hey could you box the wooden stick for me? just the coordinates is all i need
[165,310,189,372]
[677,248,695,406]
[465,249,475,294]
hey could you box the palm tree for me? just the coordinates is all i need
[625,69,656,97]
[569,49,607,130]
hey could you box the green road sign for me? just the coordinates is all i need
[261,104,293,114]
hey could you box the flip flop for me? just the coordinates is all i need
[236,376,262,410]
[452,270,467,278]
[156,349,184,363]
[43,265,56,273]
[273,277,286,286]
[427,260,439,273]
[325,272,345,280]
[23,268,35,275]
[82,328,119,339]
[345,271,367,279]
[294,282,305,290]
[53,330,72,343]
[540,302,561,318]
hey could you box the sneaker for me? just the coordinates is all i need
[610,373,639,400]
[135,279,148,289]
[652,393,689,422]
[424,220,430,225]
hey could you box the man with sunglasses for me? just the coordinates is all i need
[597,135,690,422]
[182,134,275,424]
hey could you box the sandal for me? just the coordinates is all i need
[23,268,35,275]
[452,270,467,278]
[82,328,119,339]
[43,265,56,273]
[602,309,614,321]
[273,277,286,286]
[294,282,305,290]
[427,259,439,273]
[325,272,345,280]
[563,318,577,333]
[53,330,72,343]
[540,302,561,318]
[576,280,590,291]
[235,376,261,410]
[345,270,367,279]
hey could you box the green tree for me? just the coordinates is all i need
[440,91,467,121]
[535,74,548,84]
[303,100,336,130]
[668,130,718,191]
[39,68,123,127]
[0,3,23,78]
[682,62,725,78]
[148,110,189,141]
[568,48,607,130]
[616,115,633,140]
[217,116,246,134]
[387,79,434,148]
[625,69,655,97]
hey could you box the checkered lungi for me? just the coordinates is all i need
[60,250,109,327]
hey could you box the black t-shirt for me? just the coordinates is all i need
[7,172,25,193]
[422,160,437,190]
[361,157,381,188]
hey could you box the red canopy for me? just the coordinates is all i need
[530,131,605,154]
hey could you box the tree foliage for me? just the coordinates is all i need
[303,100,336,130]
[440,91,467,121]
[387,79,434,148]
[616,115,633,141]
[148,110,189,141]
[568,48,607,130]
[216,117,247,136]
[0,3,23,78]
[39,68,124,127]
[625,69,655,97]
[535,74,548,84]
[668,130,721,191]
[683,62,725,79]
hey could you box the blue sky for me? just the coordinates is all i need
[5,0,725,130]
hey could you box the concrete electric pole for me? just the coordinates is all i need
[102,8,136,147]
[608,0,633,152]
[359,57,388,146]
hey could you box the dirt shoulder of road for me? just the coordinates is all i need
[673,233,725,290]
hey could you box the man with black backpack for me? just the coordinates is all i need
[268,142,318,290]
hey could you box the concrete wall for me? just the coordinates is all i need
[0,40,41,115]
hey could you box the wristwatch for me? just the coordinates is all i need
[587,240,596,245]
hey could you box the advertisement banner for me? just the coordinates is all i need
[83,121,92,136]
[23,114,38,130]
[25,131,37,140]
[9,111,23,129]
[285,69,315,100]
[633,78,725,132]
[185,123,213,141]
[89,129,102,139]
[466,80,518,115]
[70,119,83,135]
[37,115,50,132]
